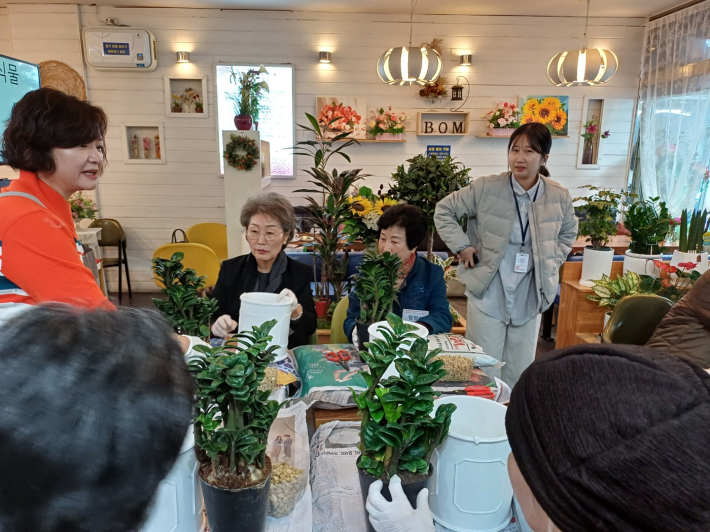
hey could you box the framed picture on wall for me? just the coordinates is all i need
[315,96,366,139]
[518,95,569,136]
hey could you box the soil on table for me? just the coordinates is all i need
[199,455,272,490]
[387,468,431,485]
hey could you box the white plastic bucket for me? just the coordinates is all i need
[429,396,513,532]
[140,428,206,532]
[238,292,293,362]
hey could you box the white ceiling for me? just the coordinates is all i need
[1,0,687,17]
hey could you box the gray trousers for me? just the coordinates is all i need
[465,299,541,388]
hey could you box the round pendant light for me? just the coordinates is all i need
[376,0,442,86]
[547,0,619,86]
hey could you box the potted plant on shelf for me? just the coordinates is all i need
[580,116,609,165]
[69,192,98,229]
[151,252,218,340]
[292,113,364,322]
[368,106,407,141]
[587,271,642,328]
[188,321,282,532]
[351,251,402,350]
[388,154,471,259]
[672,208,709,276]
[343,185,397,253]
[194,92,204,113]
[483,101,521,136]
[574,185,625,286]
[227,65,269,131]
[352,314,457,532]
[172,93,182,113]
[622,196,670,278]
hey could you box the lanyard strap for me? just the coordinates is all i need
[510,175,539,246]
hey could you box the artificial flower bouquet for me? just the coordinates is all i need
[344,185,398,248]
[368,106,407,137]
[484,101,521,130]
[69,192,98,222]
[317,100,362,134]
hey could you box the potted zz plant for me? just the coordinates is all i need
[352,251,402,351]
[622,196,670,278]
[352,314,457,532]
[574,185,625,286]
[671,208,709,276]
[188,321,283,532]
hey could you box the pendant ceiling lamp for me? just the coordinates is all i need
[547,0,618,86]
[376,0,442,86]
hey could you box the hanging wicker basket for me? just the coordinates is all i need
[38,60,87,101]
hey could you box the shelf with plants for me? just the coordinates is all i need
[121,123,166,165]
[475,134,570,138]
[164,75,208,117]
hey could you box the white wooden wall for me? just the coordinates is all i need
[2,5,643,292]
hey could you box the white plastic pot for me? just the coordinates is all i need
[670,250,709,277]
[140,428,206,532]
[238,292,293,362]
[428,396,513,532]
[579,247,614,287]
[623,250,662,278]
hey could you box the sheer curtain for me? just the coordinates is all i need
[638,2,710,215]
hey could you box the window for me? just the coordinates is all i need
[215,64,294,177]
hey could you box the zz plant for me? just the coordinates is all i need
[353,251,402,325]
[189,321,282,485]
[152,252,218,338]
[624,197,671,255]
[353,314,457,479]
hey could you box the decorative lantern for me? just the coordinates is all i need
[547,0,618,86]
[376,44,442,86]
[450,76,470,112]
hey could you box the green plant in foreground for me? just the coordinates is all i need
[624,197,670,255]
[353,251,402,325]
[679,208,709,253]
[189,321,282,483]
[573,185,625,249]
[586,271,641,311]
[353,314,457,479]
[152,252,218,338]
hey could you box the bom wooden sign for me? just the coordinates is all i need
[416,111,470,136]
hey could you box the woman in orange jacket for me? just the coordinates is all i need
[0,88,114,326]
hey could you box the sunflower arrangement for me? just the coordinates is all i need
[520,96,568,135]
[343,185,399,249]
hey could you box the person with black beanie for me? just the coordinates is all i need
[506,344,710,531]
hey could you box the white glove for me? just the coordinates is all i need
[352,326,359,346]
[278,288,299,313]
[211,314,237,338]
[178,335,211,363]
[366,475,435,532]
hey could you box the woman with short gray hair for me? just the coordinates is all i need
[211,192,316,348]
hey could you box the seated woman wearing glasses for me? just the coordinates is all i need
[210,193,317,348]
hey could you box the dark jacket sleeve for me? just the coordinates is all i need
[288,262,317,345]
[417,263,454,334]
[211,259,235,321]
[344,290,361,342]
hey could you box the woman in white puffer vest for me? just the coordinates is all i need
[435,123,577,386]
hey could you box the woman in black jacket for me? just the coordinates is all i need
[210,193,316,348]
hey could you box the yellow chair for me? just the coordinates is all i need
[152,243,222,289]
[330,295,350,344]
[186,223,229,262]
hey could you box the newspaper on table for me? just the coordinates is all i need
[266,401,312,532]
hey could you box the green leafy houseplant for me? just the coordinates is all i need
[587,271,642,311]
[624,197,671,255]
[189,321,282,485]
[353,252,402,325]
[388,155,471,259]
[573,185,625,249]
[678,208,710,253]
[152,252,218,338]
[227,65,269,121]
[293,113,365,310]
[352,314,457,479]
[639,261,702,303]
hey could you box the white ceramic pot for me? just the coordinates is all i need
[579,247,614,287]
[623,250,662,278]
[376,132,403,141]
[670,250,709,277]
[490,128,514,137]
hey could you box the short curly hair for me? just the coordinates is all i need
[377,204,428,250]
[1,87,108,174]
[240,192,298,245]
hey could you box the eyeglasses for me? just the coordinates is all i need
[244,228,285,242]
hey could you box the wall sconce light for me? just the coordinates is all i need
[176,51,190,63]
[319,51,331,63]
[450,76,470,112]
[459,54,472,66]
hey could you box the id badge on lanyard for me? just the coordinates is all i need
[511,175,539,273]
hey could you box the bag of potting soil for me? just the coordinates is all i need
[266,401,312,531]
[292,344,367,408]
[427,334,503,367]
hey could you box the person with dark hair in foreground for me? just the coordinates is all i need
[366,344,710,531]
[0,88,113,328]
[0,305,194,532]
[344,204,452,341]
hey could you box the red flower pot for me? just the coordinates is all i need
[315,299,329,318]
[234,115,253,131]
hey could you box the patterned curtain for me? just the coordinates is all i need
[638,2,710,215]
